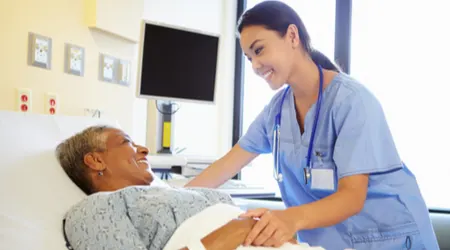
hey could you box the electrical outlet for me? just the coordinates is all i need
[17,88,32,113]
[45,92,58,115]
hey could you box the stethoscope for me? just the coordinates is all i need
[273,64,324,183]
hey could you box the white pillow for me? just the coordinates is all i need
[0,111,121,249]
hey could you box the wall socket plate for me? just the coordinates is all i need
[117,59,131,86]
[17,88,32,113]
[28,32,52,70]
[99,53,116,82]
[65,43,85,76]
[45,92,58,115]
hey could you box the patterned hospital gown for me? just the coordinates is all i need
[63,185,235,250]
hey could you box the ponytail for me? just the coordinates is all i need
[309,50,341,72]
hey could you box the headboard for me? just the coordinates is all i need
[0,111,120,249]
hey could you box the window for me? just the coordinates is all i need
[239,0,336,194]
[351,0,450,210]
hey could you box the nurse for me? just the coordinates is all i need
[186,1,439,249]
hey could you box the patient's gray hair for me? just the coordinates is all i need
[55,125,114,195]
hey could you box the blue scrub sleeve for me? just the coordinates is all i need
[333,93,403,179]
[238,106,272,154]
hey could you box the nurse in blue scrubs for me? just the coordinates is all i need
[186,1,439,249]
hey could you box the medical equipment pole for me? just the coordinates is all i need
[158,102,173,154]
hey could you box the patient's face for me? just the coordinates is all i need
[98,129,153,189]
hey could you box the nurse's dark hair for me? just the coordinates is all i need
[237,1,340,72]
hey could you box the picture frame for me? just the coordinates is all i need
[28,32,52,70]
[99,53,116,82]
[65,43,85,76]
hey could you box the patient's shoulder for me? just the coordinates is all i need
[64,191,123,218]
[182,187,235,205]
[63,189,148,249]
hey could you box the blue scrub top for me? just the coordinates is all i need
[238,73,439,250]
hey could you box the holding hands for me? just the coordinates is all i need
[239,208,298,247]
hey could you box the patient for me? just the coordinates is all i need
[56,126,308,250]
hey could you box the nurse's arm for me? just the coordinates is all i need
[185,144,258,188]
[288,174,369,230]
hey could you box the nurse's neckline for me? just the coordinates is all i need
[292,71,342,107]
[290,71,342,135]
[320,70,341,96]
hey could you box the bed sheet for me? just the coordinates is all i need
[164,203,325,250]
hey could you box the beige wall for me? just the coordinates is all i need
[0,0,237,154]
[0,0,148,144]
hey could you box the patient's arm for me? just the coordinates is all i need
[180,218,297,250]
[179,218,256,250]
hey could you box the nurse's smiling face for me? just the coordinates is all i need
[240,25,299,90]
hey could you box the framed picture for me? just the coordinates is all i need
[99,53,116,82]
[65,43,85,76]
[28,32,52,70]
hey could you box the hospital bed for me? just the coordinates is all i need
[0,111,122,249]
[164,173,277,199]
[0,111,326,250]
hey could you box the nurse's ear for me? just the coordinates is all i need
[285,24,300,49]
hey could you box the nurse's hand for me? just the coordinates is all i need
[239,208,297,247]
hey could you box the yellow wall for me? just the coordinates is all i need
[0,0,237,153]
[0,0,147,141]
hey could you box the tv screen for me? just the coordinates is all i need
[137,21,219,103]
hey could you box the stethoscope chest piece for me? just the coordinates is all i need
[277,173,283,182]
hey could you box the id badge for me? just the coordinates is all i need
[310,168,335,191]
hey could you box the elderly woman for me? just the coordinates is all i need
[56,126,317,250]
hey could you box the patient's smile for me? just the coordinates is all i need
[136,159,148,166]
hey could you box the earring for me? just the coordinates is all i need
[98,171,103,176]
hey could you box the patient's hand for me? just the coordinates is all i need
[199,218,257,250]
[183,218,297,250]
[240,208,298,247]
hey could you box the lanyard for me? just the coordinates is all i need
[306,65,324,167]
